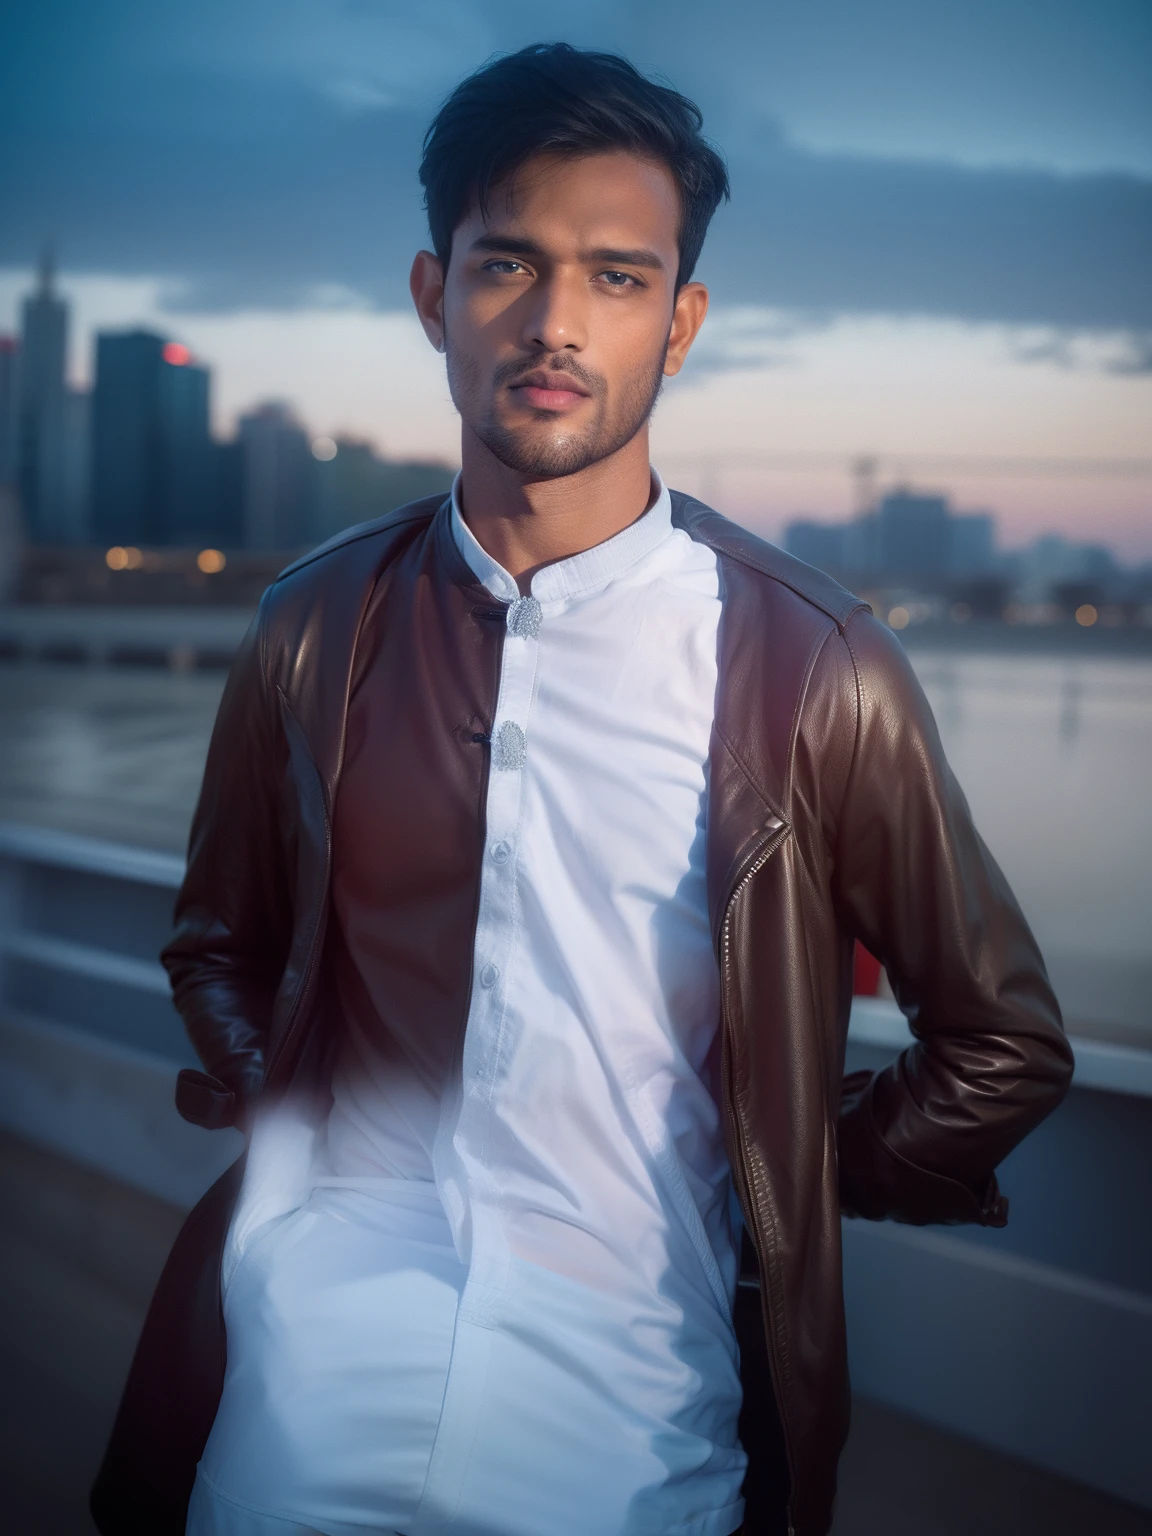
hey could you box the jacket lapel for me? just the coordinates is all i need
[671,492,836,946]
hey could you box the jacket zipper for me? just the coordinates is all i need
[719,819,797,1536]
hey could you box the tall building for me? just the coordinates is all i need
[876,489,951,578]
[17,252,74,542]
[313,437,454,542]
[92,330,166,546]
[949,512,996,576]
[783,519,847,573]
[213,439,246,548]
[1015,534,1118,605]
[0,334,22,594]
[843,511,880,575]
[91,330,214,546]
[158,343,214,544]
[237,402,315,549]
[784,490,1001,588]
[0,337,19,486]
[58,386,91,543]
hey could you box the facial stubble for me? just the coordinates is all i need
[446,344,669,480]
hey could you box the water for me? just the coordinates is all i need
[912,652,1152,1044]
[0,651,1149,1043]
[0,663,223,855]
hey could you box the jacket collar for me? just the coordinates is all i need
[448,470,675,605]
[273,486,865,948]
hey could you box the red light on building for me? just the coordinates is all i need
[163,342,191,366]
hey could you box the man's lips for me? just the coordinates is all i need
[507,372,591,411]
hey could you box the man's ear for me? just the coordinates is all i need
[410,250,446,352]
[663,281,709,377]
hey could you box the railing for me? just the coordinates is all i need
[1,820,1149,1509]
[0,822,241,1205]
[0,606,253,669]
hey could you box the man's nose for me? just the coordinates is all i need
[521,272,586,353]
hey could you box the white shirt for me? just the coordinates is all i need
[194,475,745,1536]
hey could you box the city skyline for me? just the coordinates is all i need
[1,263,1148,561]
[0,3,1148,556]
[0,259,455,552]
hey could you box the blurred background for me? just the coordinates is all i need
[0,3,1149,1533]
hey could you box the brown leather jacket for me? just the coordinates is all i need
[91,492,1072,1536]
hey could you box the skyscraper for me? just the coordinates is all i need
[237,402,315,548]
[158,342,214,544]
[312,436,454,542]
[17,251,72,542]
[0,337,21,596]
[0,337,18,487]
[59,386,91,544]
[783,519,848,574]
[949,512,996,576]
[876,489,952,579]
[92,330,166,546]
[91,330,214,546]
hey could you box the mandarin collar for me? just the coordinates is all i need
[449,472,673,605]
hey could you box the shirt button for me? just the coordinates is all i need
[479,963,500,988]
[507,595,542,639]
[490,840,511,864]
[491,720,526,770]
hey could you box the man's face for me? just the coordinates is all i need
[412,151,705,479]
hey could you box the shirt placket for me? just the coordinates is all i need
[453,593,542,1313]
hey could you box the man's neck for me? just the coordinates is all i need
[457,426,656,593]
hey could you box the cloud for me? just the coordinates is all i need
[1006,326,1152,375]
[157,275,376,315]
[1,1,1149,338]
[677,307,834,379]
[707,140,1152,331]
[1105,332,1152,375]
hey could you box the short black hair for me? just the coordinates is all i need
[419,43,729,289]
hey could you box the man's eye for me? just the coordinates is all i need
[600,270,636,287]
[484,260,525,275]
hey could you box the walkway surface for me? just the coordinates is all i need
[2,1128,1149,1536]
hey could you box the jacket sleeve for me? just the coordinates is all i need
[161,590,293,1125]
[831,610,1074,1225]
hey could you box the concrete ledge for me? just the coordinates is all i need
[843,1216,1152,1511]
[0,821,185,887]
[0,604,254,664]
[2,928,172,993]
[0,1008,241,1207]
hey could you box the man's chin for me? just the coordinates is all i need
[476,423,619,481]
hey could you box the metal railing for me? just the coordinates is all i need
[1,819,1150,1509]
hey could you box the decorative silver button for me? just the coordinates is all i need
[507,596,542,639]
[491,720,526,770]
[491,840,511,863]
[479,963,499,988]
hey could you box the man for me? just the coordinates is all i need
[92,42,1072,1536]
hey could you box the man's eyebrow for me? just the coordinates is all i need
[469,234,545,257]
[582,246,666,271]
[469,234,667,271]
